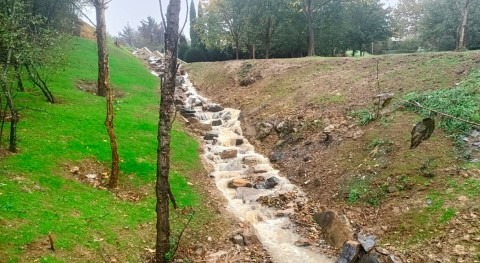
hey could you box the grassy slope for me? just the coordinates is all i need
[0,38,202,262]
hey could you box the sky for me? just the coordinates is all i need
[84,0,397,38]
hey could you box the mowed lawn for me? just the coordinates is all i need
[0,38,203,262]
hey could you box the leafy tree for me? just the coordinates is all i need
[344,0,391,55]
[118,23,136,47]
[200,0,249,60]
[419,0,480,51]
[246,0,290,59]
[189,0,201,47]
[138,16,165,51]
[392,0,424,39]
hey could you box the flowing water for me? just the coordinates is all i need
[177,74,333,263]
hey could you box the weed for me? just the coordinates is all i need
[439,208,456,223]
[418,158,438,177]
[350,109,376,126]
[348,188,361,203]
[368,138,393,150]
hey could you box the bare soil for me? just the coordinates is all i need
[185,52,480,262]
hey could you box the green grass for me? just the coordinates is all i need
[404,69,480,138]
[0,38,205,262]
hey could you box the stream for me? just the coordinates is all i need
[176,74,333,263]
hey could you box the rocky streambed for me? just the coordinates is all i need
[176,74,334,263]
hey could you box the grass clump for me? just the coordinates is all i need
[350,109,376,126]
[404,69,480,138]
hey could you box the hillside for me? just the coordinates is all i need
[185,52,480,261]
[0,38,253,262]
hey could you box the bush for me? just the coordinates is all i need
[183,47,207,62]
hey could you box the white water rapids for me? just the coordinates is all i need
[177,74,333,263]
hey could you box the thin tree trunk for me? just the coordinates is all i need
[457,0,470,50]
[94,0,120,188]
[95,1,107,97]
[14,64,24,92]
[253,44,256,59]
[307,20,315,56]
[156,0,181,262]
[1,49,18,153]
[235,40,239,60]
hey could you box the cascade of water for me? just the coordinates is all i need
[178,74,333,263]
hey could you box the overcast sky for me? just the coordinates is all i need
[85,0,397,38]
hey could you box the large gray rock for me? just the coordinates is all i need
[336,241,362,263]
[314,211,354,248]
[255,122,274,140]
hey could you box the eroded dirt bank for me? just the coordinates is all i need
[185,53,480,262]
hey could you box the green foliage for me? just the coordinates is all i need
[350,109,376,126]
[183,47,207,62]
[0,38,205,262]
[404,69,480,138]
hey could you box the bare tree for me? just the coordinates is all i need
[156,0,181,261]
[90,0,120,188]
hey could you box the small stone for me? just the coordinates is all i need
[357,233,376,252]
[255,122,274,140]
[387,186,398,193]
[313,211,335,229]
[211,119,223,126]
[85,174,97,180]
[323,125,335,134]
[234,138,244,146]
[233,235,245,246]
[376,247,389,255]
[387,255,403,263]
[70,166,80,174]
[458,195,468,202]
[205,104,224,112]
[269,152,284,163]
[294,238,311,247]
[243,156,258,165]
[204,131,219,140]
[220,149,238,159]
[252,165,269,174]
[228,178,252,189]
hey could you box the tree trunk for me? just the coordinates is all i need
[253,44,256,59]
[235,40,240,60]
[94,0,120,188]
[95,1,107,97]
[307,20,315,56]
[1,49,17,153]
[457,0,470,50]
[156,0,181,262]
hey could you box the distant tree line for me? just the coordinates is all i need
[118,16,165,52]
[115,0,479,62]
